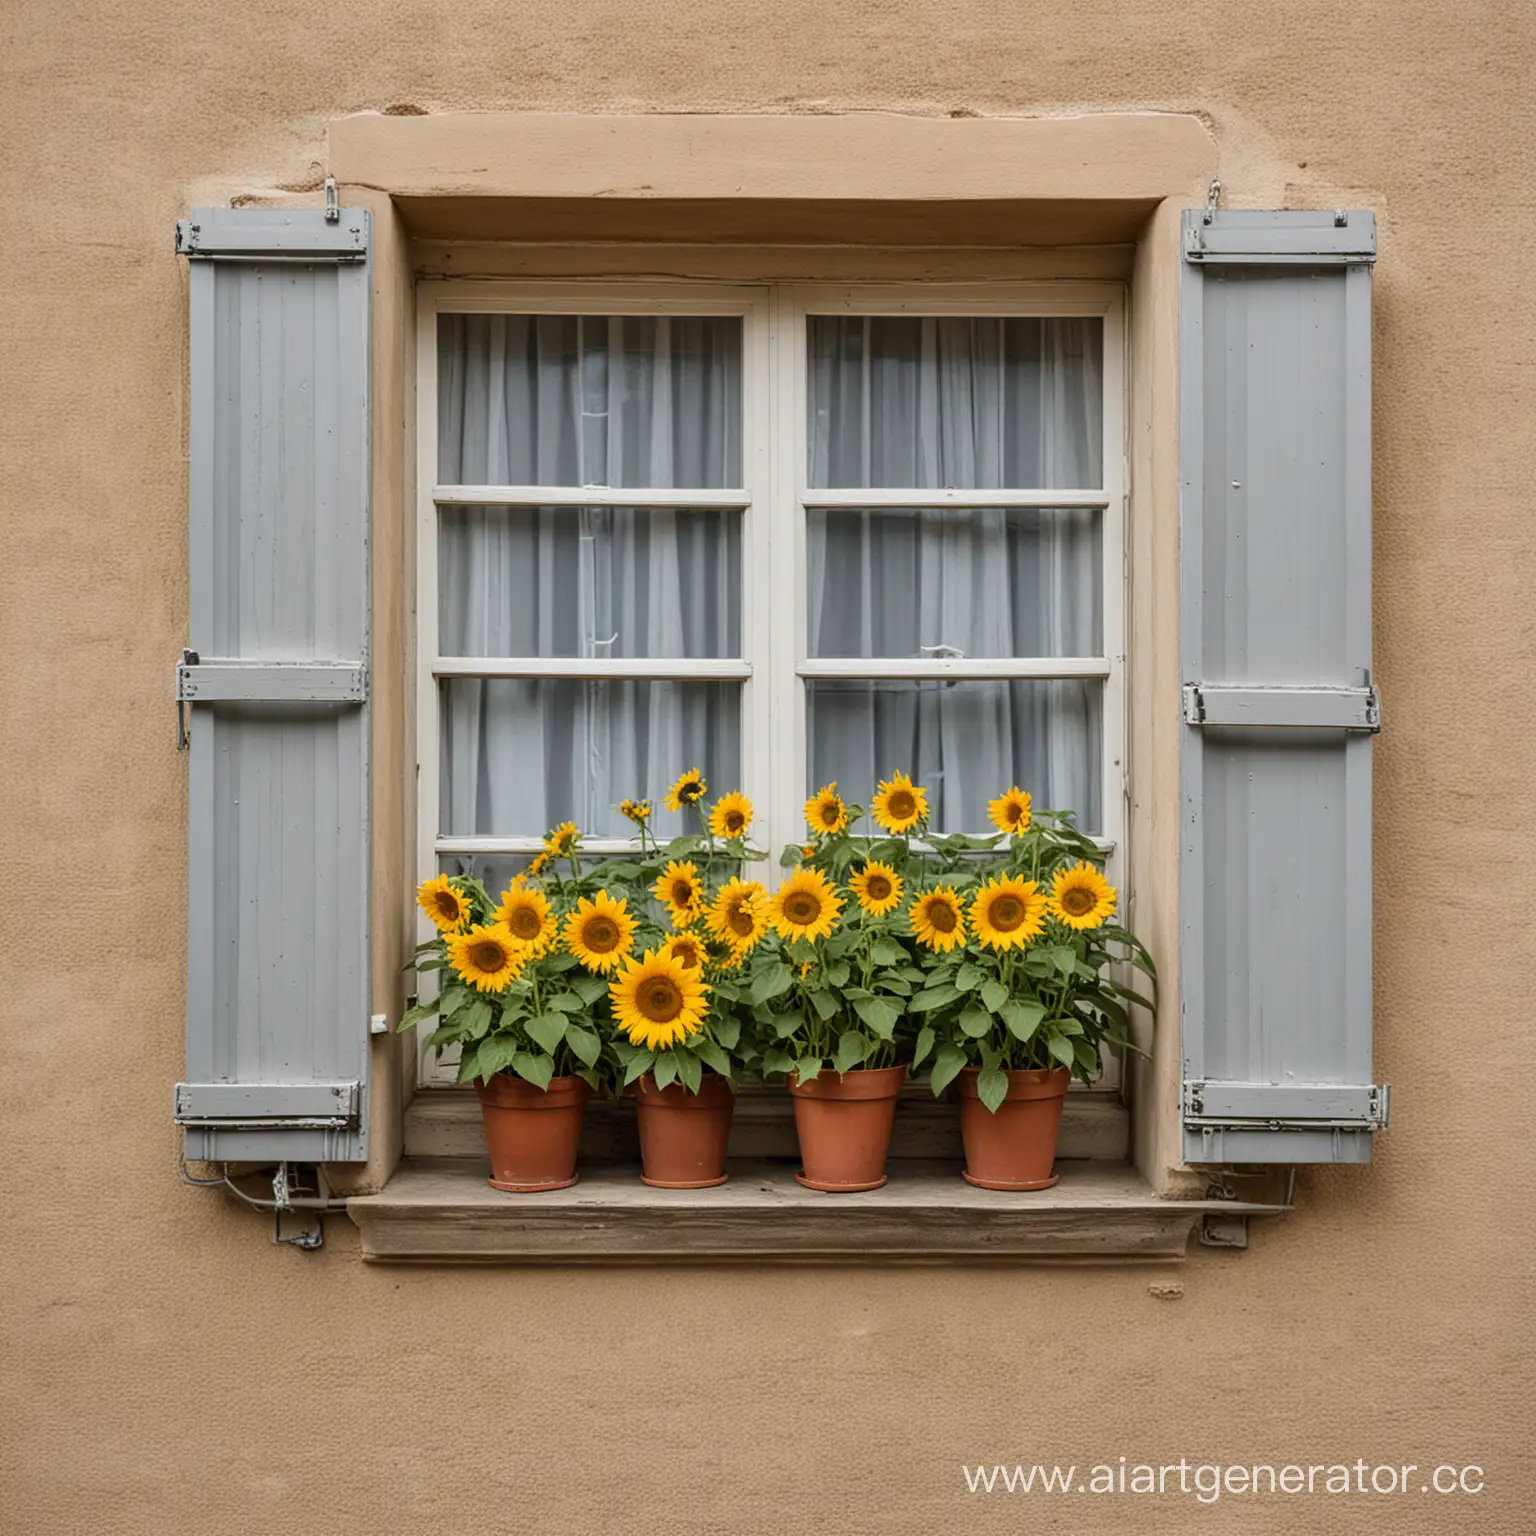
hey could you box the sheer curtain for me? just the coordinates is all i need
[806,316,1105,830]
[437,314,742,843]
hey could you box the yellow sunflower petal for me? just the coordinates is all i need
[562,889,637,973]
[987,786,1034,837]
[768,867,844,944]
[871,770,929,834]
[1046,862,1117,931]
[849,860,904,917]
[803,783,848,835]
[704,876,769,950]
[970,875,1048,951]
[446,923,525,993]
[665,768,708,813]
[609,949,711,1051]
[650,860,704,929]
[708,790,754,841]
[417,874,472,933]
[494,884,556,954]
[909,886,967,952]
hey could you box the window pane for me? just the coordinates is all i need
[438,314,743,487]
[806,679,1101,832]
[808,316,1103,489]
[807,506,1100,658]
[440,505,741,658]
[439,679,740,839]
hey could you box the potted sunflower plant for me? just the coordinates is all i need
[747,773,933,1192]
[400,819,640,1192]
[600,773,772,1188]
[910,786,1156,1190]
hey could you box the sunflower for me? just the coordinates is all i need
[1047,862,1117,931]
[543,820,579,856]
[705,877,769,953]
[528,850,551,877]
[665,768,708,812]
[494,884,556,954]
[871,770,928,834]
[988,786,1033,837]
[610,950,710,1051]
[416,874,471,933]
[661,932,706,971]
[447,923,525,993]
[970,875,1047,951]
[619,798,652,827]
[562,890,637,973]
[651,860,704,928]
[849,860,904,917]
[769,867,843,943]
[804,782,847,835]
[909,886,967,952]
[708,791,754,841]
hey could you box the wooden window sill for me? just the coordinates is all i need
[346,1158,1282,1266]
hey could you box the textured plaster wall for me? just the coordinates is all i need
[3,1,1535,1532]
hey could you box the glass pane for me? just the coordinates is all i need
[807,506,1100,658]
[806,679,1101,833]
[439,505,740,658]
[438,314,743,487]
[439,679,740,839]
[808,315,1103,489]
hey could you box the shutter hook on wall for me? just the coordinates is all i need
[1203,180,1222,224]
[324,177,340,223]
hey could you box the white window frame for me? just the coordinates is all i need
[415,279,1127,1086]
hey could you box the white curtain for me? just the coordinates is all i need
[807,316,1104,830]
[437,314,742,842]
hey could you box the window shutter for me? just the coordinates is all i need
[174,203,372,1163]
[1179,208,1387,1165]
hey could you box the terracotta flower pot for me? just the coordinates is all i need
[633,1072,735,1188]
[788,1063,908,1192]
[475,1072,590,1192]
[958,1066,1071,1190]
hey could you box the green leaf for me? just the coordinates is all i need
[977,1068,1010,1114]
[870,938,908,966]
[438,987,471,1018]
[545,991,584,1014]
[568,973,610,1006]
[911,1024,936,1069]
[807,988,839,1022]
[476,1036,518,1078]
[930,1043,968,1096]
[511,1051,554,1091]
[852,996,900,1040]
[713,1016,741,1050]
[652,1052,679,1091]
[623,1048,656,1086]
[833,1030,868,1075]
[824,960,851,988]
[955,964,984,993]
[564,1023,602,1068]
[524,1013,569,1054]
[793,1057,823,1085]
[1073,1039,1101,1078]
[773,1010,804,1040]
[750,963,794,1005]
[1047,1033,1077,1068]
[762,1048,795,1077]
[1049,946,1079,979]
[979,979,1009,1014]
[1001,1000,1046,1042]
[958,1003,992,1038]
[460,999,493,1040]
[911,984,961,1013]
[695,1039,732,1076]
[425,1023,461,1051]
[676,1049,703,1093]
[396,998,440,1032]
[455,1042,484,1084]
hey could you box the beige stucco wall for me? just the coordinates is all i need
[3,2,1534,1531]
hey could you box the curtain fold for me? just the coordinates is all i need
[437,315,743,840]
[806,316,1104,830]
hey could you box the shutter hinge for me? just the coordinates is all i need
[1184,1081,1390,1133]
[324,176,340,222]
[1183,682,1380,732]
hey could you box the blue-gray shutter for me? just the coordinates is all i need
[174,204,371,1163]
[1179,209,1387,1165]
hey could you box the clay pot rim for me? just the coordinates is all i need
[788,1062,909,1101]
[633,1071,735,1104]
[956,1064,1071,1102]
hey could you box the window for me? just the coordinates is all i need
[417,282,1125,1081]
